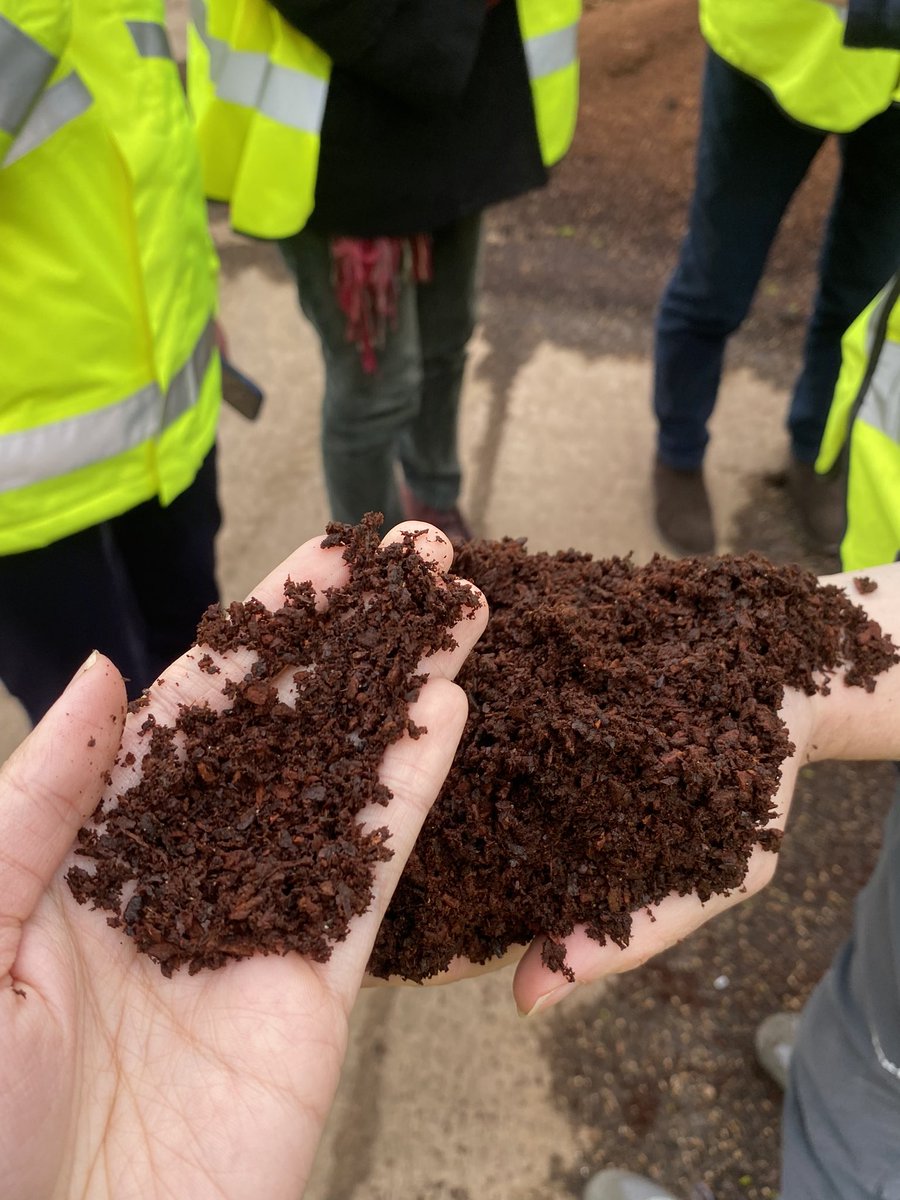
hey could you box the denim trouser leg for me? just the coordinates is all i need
[281,216,480,529]
[789,104,900,463]
[653,51,824,471]
[398,213,481,511]
[781,786,900,1198]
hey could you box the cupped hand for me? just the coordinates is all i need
[0,524,486,1200]
[511,684,815,1014]
[513,564,900,1014]
[382,685,815,1012]
[396,564,900,1016]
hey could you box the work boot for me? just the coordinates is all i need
[584,1168,680,1200]
[399,483,473,544]
[652,460,715,556]
[754,1010,800,1091]
[785,458,846,555]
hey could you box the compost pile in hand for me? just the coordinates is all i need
[66,520,897,982]
[368,539,897,982]
[66,516,480,976]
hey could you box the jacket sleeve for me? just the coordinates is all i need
[0,0,71,163]
[266,0,489,108]
[844,0,900,48]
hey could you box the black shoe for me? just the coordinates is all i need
[653,460,715,555]
[785,458,846,555]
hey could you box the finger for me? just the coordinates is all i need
[124,524,484,739]
[0,653,125,975]
[380,521,488,681]
[512,845,783,1016]
[321,675,471,998]
[380,520,456,573]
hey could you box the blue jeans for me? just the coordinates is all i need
[781,783,900,1198]
[280,215,481,530]
[0,448,221,724]
[654,51,900,470]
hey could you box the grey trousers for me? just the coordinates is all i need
[782,785,900,1198]
[280,215,481,531]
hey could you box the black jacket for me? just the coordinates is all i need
[267,0,547,235]
[845,0,900,48]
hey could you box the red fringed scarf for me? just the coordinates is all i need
[330,234,433,373]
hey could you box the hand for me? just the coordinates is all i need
[511,563,900,1015]
[0,525,486,1200]
[385,563,900,1013]
[374,680,814,1009]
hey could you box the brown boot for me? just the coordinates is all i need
[399,483,473,544]
[785,458,846,555]
[652,460,715,555]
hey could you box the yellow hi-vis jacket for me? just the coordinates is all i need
[0,0,221,556]
[187,0,580,240]
[700,0,900,132]
[817,276,900,570]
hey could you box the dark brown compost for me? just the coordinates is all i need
[66,516,479,976]
[370,540,896,981]
[66,521,897,981]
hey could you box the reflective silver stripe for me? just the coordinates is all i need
[0,14,58,139]
[127,20,174,60]
[523,23,578,81]
[163,320,216,426]
[857,293,900,445]
[5,72,92,165]
[216,48,269,107]
[257,62,328,132]
[0,321,216,494]
[191,0,327,133]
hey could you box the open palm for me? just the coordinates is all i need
[0,526,486,1200]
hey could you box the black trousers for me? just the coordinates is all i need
[0,448,221,725]
[654,51,900,469]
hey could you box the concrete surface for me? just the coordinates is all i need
[0,4,801,1196]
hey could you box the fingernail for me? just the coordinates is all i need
[64,651,99,693]
[519,979,579,1018]
[78,650,100,676]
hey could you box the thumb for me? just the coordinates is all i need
[0,652,126,976]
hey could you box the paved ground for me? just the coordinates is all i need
[2,3,894,1198]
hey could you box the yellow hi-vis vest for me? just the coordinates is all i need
[817,277,900,570]
[188,0,580,239]
[0,0,221,556]
[700,0,900,133]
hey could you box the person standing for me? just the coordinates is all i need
[651,0,900,556]
[188,0,580,539]
[0,0,223,723]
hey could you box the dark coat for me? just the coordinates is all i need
[267,0,547,235]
